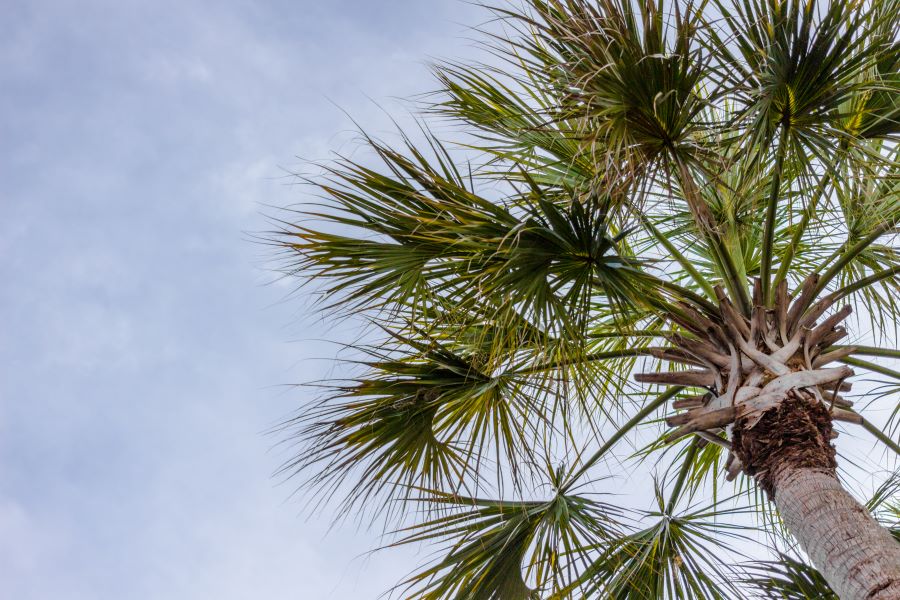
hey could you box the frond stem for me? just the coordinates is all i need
[772,161,838,291]
[839,356,900,381]
[675,158,752,315]
[666,439,700,513]
[760,126,790,304]
[562,387,683,492]
[861,418,900,457]
[832,346,900,360]
[654,279,721,316]
[513,348,660,375]
[830,265,900,304]
[587,330,674,339]
[813,221,899,299]
[640,214,718,301]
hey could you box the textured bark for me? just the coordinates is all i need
[733,396,900,599]
[773,468,900,600]
[637,275,900,597]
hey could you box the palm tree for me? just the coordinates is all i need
[270,1,900,597]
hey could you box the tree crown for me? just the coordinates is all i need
[270,1,900,597]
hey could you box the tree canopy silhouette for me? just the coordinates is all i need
[270,1,900,597]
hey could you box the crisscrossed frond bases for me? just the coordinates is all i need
[392,482,624,599]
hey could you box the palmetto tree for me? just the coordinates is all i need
[270,0,900,597]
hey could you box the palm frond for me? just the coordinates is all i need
[709,0,897,154]
[272,132,654,335]
[392,480,624,599]
[741,552,838,600]
[571,489,750,599]
[275,330,546,515]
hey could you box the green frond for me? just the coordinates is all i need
[839,355,900,439]
[270,134,507,314]
[710,0,897,153]
[664,439,726,508]
[475,192,655,334]
[393,483,624,599]
[272,132,657,337]
[741,552,838,600]
[563,386,683,491]
[431,62,597,191]
[821,152,900,332]
[276,331,548,514]
[870,473,900,544]
[488,0,716,191]
[834,2,900,140]
[867,469,900,513]
[571,490,749,599]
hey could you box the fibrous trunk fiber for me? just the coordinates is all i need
[734,394,900,599]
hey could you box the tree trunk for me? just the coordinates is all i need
[733,394,900,599]
[648,277,900,596]
[774,467,900,600]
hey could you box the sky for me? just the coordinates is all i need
[0,1,487,598]
[2,2,898,599]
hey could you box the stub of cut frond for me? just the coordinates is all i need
[635,274,861,484]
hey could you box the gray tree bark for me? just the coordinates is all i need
[773,467,900,600]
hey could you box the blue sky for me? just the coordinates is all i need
[0,1,486,598]
[3,2,898,599]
